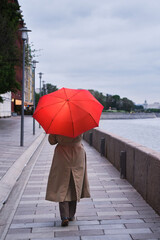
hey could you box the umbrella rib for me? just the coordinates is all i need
[63,89,76,136]
[63,88,82,100]
[33,100,64,117]
[35,99,98,116]
[46,102,66,133]
[71,102,99,126]
[67,102,75,137]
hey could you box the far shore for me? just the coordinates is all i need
[101,112,160,120]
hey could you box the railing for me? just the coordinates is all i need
[83,128,160,215]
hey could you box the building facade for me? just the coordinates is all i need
[0,93,12,117]
[24,64,34,109]
[143,100,160,109]
[0,0,33,117]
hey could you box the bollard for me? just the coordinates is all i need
[100,138,105,156]
[89,132,93,146]
[120,151,126,179]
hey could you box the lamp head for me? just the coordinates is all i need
[19,27,31,41]
[32,60,39,68]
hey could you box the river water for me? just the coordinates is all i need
[99,118,160,153]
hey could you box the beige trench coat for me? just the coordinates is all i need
[45,134,90,202]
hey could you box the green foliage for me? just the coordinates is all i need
[134,104,144,112]
[0,0,22,102]
[35,92,40,107]
[89,89,136,112]
[110,95,121,109]
[88,89,106,106]
[25,43,39,66]
[145,108,160,113]
[25,43,32,66]
[121,97,134,112]
[35,84,58,107]
[46,83,58,94]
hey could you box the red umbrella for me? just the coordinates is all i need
[33,87,104,138]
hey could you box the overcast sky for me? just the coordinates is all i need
[18,0,160,104]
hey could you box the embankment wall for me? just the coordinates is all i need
[101,112,160,119]
[83,128,160,215]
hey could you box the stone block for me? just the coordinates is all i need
[81,235,132,240]
[125,142,135,185]
[114,137,126,171]
[133,147,148,199]
[55,229,104,237]
[106,135,115,165]
[104,228,152,234]
[147,154,160,215]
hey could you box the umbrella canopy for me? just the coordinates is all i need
[33,87,104,138]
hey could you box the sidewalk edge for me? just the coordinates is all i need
[0,132,46,210]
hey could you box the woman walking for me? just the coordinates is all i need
[45,134,90,226]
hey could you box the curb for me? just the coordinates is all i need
[0,132,46,210]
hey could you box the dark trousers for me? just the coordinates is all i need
[59,201,77,219]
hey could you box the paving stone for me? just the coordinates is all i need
[152,227,160,233]
[8,228,32,234]
[32,238,80,240]
[12,219,34,224]
[93,197,128,202]
[15,209,36,215]
[104,228,152,235]
[101,219,144,224]
[125,223,160,229]
[120,214,160,219]
[55,220,99,227]
[10,222,54,229]
[17,204,38,209]
[14,213,55,220]
[21,197,40,201]
[33,218,56,223]
[97,211,139,216]
[79,223,125,230]
[77,216,120,221]
[131,233,160,239]
[114,206,152,211]
[19,200,52,205]
[90,207,116,212]
[5,231,78,240]
[94,203,131,208]
[55,229,104,237]
[32,225,78,233]
[81,235,132,240]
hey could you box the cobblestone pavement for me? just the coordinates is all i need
[1,136,160,240]
[0,116,42,180]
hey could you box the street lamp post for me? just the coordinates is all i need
[19,27,31,147]
[38,72,44,97]
[38,72,44,128]
[32,60,38,135]
[42,80,45,95]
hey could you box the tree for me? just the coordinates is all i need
[35,84,58,107]
[88,89,105,107]
[46,83,58,94]
[87,89,139,112]
[105,94,113,110]
[0,0,22,102]
[134,104,144,112]
[111,95,121,110]
[121,97,134,112]
[35,92,40,107]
